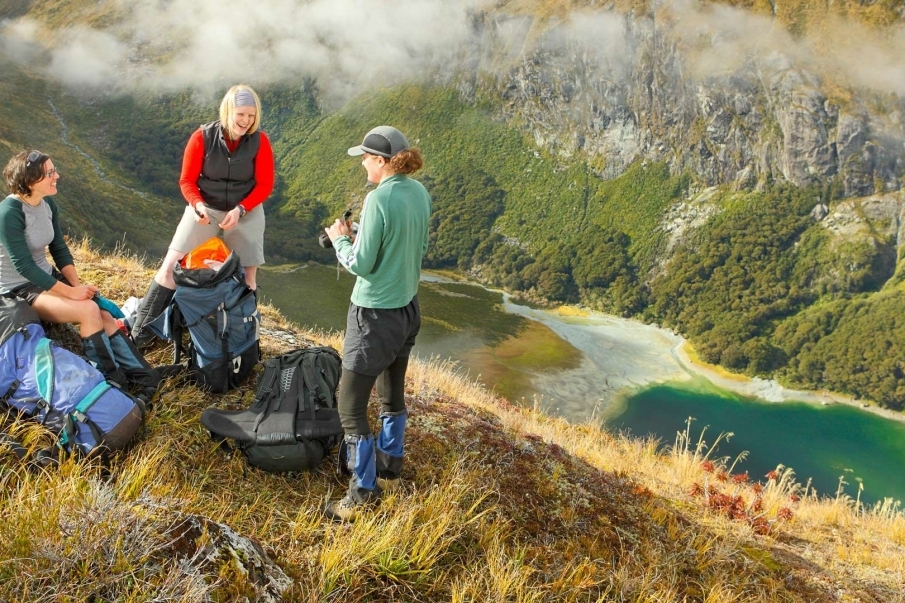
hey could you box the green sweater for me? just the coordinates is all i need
[0,195,74,293]
[333,174,431,309]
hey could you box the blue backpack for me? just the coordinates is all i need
[148,251,260,393]
[0,298,145,456]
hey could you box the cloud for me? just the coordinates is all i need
[0,18,43,64]
[2,0,905,103]
[812,15,905,97]
[47,26,129,88]
[663,0,905,97]
[4,0,481,102]
[665,0,800,78]
[548,10,630,65]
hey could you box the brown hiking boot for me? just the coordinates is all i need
[377,476,401,493]
[324,494,365,523]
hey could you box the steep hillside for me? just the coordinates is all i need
[1,244,903,601]
[467,1,905,196]
[1,0,903,408]
[0,59,177,256]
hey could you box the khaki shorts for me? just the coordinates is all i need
[169,205,266,266]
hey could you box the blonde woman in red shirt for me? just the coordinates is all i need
[130,84,274,346]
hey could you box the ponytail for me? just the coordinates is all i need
[389,148,424,175]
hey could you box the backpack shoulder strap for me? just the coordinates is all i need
[249,356,284,436]
[299,350,322,410]
[170,303,187,365]
[248,355,300,445]
[301,348,341,410]
[58,380,112,452]
[254,358,281,409]
[34,337,55,408]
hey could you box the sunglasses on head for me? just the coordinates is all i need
[26,150,48,167]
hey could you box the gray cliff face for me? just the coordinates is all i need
[808,192,905,290]
[463,11,905,196]
[818,192,905,251]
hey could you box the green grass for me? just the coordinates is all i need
[0,58,177,257]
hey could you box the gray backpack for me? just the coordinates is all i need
[200,347,343,472]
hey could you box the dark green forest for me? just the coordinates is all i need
[2,59,903,410]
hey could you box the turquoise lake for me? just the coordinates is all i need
[258,264,905,505]
[608,383,905,505]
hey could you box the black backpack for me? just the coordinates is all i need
[148,252,260,393]
[200,347,344,472]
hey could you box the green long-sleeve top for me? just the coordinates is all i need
[333,174,431,309]
[0,195,74,293]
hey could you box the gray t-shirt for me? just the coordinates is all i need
[0,195,71,293]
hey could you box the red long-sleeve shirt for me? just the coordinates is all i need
[178,129,274,212]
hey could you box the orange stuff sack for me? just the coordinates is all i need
[181,237,230,271]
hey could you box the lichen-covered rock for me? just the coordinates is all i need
[163,514,292,603]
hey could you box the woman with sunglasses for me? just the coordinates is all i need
[0,150,160,400]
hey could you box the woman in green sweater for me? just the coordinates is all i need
[0,150,159,399]
[322,126,432,521]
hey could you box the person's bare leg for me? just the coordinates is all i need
[244,266,257,290]
[31,295,103,337]
[153,248,187,290]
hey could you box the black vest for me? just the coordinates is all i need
[196,121,261,211]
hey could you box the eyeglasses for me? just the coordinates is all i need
[44,168,59,178]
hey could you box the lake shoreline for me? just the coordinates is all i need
[535,301,905,425]
[669,339,905,424]
[382,269,904,425]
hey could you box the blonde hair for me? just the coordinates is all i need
[219,84,262,138]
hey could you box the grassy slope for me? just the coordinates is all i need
[1,244,903,601]
[0,58,177,257]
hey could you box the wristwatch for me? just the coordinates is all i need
[237,205,247,219]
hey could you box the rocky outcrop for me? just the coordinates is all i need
[818,192,905,249]
[659,186,723,260]
[461,10,905,197]
[806,192,903,289]
[162,514,291,602]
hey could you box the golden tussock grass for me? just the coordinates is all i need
[1,241,903,602]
